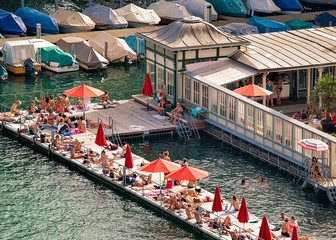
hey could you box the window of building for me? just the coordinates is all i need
[201,84,208,109]
[219,92,226,117]
[228,96,235,121]
[303,130,312,158]
[193,81,200,104]
[166,71,174,96]
[209,87,217,113]
[275,117,282,144]
[184,76,191,101]
[255,109,263,135]
[265,113,273,139]
[293,126,302,153]
[156,67,164,91]
[246,104,254,131]
[237,100,244,126]
[284,121,292,148]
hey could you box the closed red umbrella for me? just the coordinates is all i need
[259,216,272,240]
[291,226,299,240]
[63,84,104,98]
[237,198,249,223]
[95,122,106,147]
[124,144,134,169]
[139,158,180,173]
[212,186,223,212]
[142,73,153,96]
[165,166,208,181]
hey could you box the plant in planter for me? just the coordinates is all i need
[309,73,336,132]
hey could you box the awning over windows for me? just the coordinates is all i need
[185,58,258,86]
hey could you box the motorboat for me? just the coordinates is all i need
[147,0,191,23]
[220,22,259,36]
[0,9,26,37]
[205,0,246,18]
[177,0,217,21]
[29,39,79,73]
[83,4,128,29]
[299,0,336,10]
[248,16,290,33]
[49,8,95,33]
[314,12,336,27]
[14,7,58,35]
[245,0,281,16]
[115,3,160,28]
[88,32,136,63]
[56,37,109,71]
[125,34,144,56]
[0,40,41,76]
[272,0,302,14]
[284,18,318,30]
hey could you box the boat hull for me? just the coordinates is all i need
[300,0,336,9]
[42,63,79,74]
[0,60,41,76]
[78,62,107,72]
[59,26,92,33]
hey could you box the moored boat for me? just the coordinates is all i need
[272,0,302,14]
[115,3,160,28]
[245,0,281,16]
[56,37,109,71]
[248,16,290,33]
[205,0,246,18]
[314,12,336,27]
[220,22,259,36]
[177,0,218,21]
[0,9,26,37]
[284,18,318,30]
[49,8,95,33]
[88,32,136,63]
[83,4,128,30]
[14,7,59,35]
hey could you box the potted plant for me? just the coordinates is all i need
[309,73,336,133]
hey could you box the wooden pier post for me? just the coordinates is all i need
[89,0,92,8]
[71,44,75,57]
[21,0,24,8]
[55,0,58,10]
[104,42,108,59]
[17,128,20,141]
[36,24,41,39]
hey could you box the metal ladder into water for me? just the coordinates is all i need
[175,110,201,140]
[108,117,122,147]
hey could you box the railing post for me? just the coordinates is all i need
[123,166,126,187]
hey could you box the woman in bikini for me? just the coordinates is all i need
[288,216,300,238]
[228,195,240,211]
[35,96,49,112]
[27,101,36,115]
[281,218,290,237]
[70,146,84,159]
[55,96,64,113]
[169,102,183,124]
[276,75,283,105]
[10,100,22,116]
[62,94,71,112]
[46,110,55,127]
[77,116,87,133]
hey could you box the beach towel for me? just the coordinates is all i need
[129,125,144,131]
[43,126,56,130]
[71,129,85,135]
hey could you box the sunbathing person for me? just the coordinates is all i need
[132,174,152,187]
[155,98,165,114]
[27,101,36,115]
[48,96,55,111]
[87,119,112,129]
[62,94,71,112]
[169,102,183,124]
[114,142,128,157]
[46,110,55,127]
[312,164,326,183]
[228,195,240,211]
[70,146,84,159]
[35,96,49,112]
[11,100,22,116]
[76,100,85,110]
[74,139,84,152]
[57,118,70,134]
[37,112,47,124]
[54,135,68,150]
[77,116,86,133]
[101,91,112,105]
[29,123,42,137]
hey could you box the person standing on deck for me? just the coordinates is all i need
[266,77,274,107]
[276,74,283,105]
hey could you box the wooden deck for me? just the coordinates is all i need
[84,99,176,136]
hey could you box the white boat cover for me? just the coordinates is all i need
[88,32,136,63]
[185,59,258,86]
[2,40,36,65]
[56,37,109,68]
[147,0,191,21]
[177,0,218,21]
[246,0,280,14]
[83,4,128,29]
[49,9,95,32]
[115,4,160,25]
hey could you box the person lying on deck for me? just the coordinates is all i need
[86,119,112,129]
[54,135,68,150]
[27,101,36,115]
[37,112,48,124]
[70,146,84,159]
[114,142,128,158]
[169,102,183,124]
[11,100,22,116]
[131,174,152,187]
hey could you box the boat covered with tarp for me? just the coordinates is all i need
[29,39,78,73]
[56,37,109,71]
[147,0,191,23]
[177,0,217,21]
[220,22,259,36]
[115,4,160,27]
[0,9,26,37]
[248,16,290,33]
[14,7,58,35]
[88,32,136,63]
[285,18,318,30]
[125,34,144,56]
[245,0,280,15]
[314,12,336,27]
[272,0,302,14]
[205,0,246,17]
[83,4,127,29]
[49,8,95,33]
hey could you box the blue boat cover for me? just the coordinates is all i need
[125,34,144,56]
[0,9,26,36]
[220,22,259,36]
[14,7,58,35]
[206,0,247,18]
[314,12,336,27]
[248,16,290,33]
[285,18,318,30]
[272,0,302,12]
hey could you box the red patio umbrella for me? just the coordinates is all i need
[95,122,106,147]
[234,84,273,97]
[141,73,153,111]
[139,158,180,173]
[165,166,208,181]
[291,226,299,240]
[63,84,104,98]
[124,144,134,169]
[212,186,223,212]
[258,216,272,240]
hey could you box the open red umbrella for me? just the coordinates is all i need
[63,84,104,98]
[237,198,249,223]
[259,216,272,240]
[291,226,299,240]
[234,84,273,97]
[139,158,180,173]
[141,73,153,111]
[165,166,208,181]
[212,186,223,212]
[95,122,106,147]
[124,144,134,169]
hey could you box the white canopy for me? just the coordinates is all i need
[147,0,191,22]
[245,0,280,14]
[115,4,160,26]
[88,32,136,63]
[177,0,217,21]
[185,59,258,86]
[3,40,36,65]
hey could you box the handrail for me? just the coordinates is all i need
[176,114,189,140]
[188,109,200,140]
[109,117,122,147]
